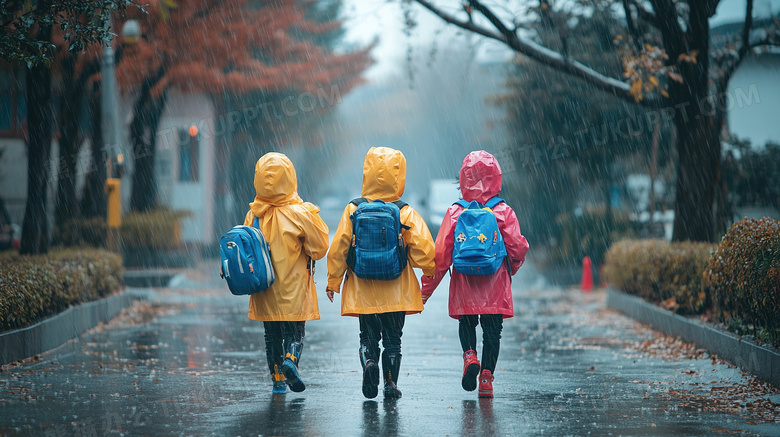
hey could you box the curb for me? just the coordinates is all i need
[123,270,180,288]
[0,288,151,366]
[606,287,780,388]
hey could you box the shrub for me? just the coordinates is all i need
[53,216,107,247]
[53,209,191,250]
[704,218,780,344]
[553,206,637,267]
[121,209,191,250]
[0,248,123,332]
[604,239,716,314]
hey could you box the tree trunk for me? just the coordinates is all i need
[672,114,720,242]
[55,53,83,227]
[80,82,108,219]
[601,152,613,265]
[649,121,660,225]
[20,24,54,255]
[670,5,721,242]
[129,92,167,212]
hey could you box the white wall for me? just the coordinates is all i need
[727,54,780,147]
[152,92,216,245]
[0,138,28,224]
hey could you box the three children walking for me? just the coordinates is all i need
[238,148,528,399]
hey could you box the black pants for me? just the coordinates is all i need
[263,321,305,375]
[459,314,503,373]
[358,312,405,358]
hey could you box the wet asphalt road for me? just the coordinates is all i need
[1,261,779,437]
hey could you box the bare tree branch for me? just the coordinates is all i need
[415,0,506,41]
[703,0,722,18]
[623,0,644,52]
[716,0,754,91]
[630,0,658,27]
[740,0,754,58]
[648,0,685,57]
[415,0,652,106]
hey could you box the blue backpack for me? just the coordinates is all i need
[452,197,507,275]
[346,198,410,280]
[219,216,275,295]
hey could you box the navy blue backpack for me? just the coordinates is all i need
[452,197,507,275]
[346,198,410,280]
[219,216,275,295]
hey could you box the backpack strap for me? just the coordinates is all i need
[391,200,411,230]
[454,197,505,209]
[485,197,505,209]
[454,199,469,208]
[253,216,260,228]
[351,198,408,210]
[392,200,408,210]
[349,198,410,230]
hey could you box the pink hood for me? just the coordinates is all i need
[459,151,503,204]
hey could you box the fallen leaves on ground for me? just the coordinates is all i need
[554,289,780,424]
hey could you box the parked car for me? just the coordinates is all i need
[426,179,461,239]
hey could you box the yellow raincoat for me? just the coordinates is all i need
[327,147,436,316]
[243,153,329,322]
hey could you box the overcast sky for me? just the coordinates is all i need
[340,0,779,82]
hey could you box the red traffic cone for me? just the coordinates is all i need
[580,256,593,292]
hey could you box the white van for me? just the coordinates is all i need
[426,179,461,239]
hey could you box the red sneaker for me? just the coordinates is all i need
[478,369,494,398]
[462,350,481,391]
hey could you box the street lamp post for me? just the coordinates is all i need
[103,18,140,253]
[101,16,122,169]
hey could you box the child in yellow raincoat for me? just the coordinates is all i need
[243,153,329,394]
[326,147,436,399]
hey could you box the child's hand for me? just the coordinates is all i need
[325,288,335,303]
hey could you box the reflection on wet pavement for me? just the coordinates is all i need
[0,261,778,436]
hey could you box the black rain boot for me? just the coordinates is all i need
[382,351,402,399]
[360,346,380,399]
[281,341,305,392]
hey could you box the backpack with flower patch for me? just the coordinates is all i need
[452,197,507,275]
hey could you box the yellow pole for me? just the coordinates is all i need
[105,155,123,252]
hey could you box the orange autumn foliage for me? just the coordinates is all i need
[115,0,372,97]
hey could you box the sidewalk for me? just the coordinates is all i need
[0,263,777,436]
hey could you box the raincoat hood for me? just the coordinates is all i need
[459,150,503,204]
[361,147,406,202]
[250,152,303,216]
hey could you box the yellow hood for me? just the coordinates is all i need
[250,152,303,216]
[361,147,406,202]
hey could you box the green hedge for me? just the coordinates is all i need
[54,209,191,250]
[604,239,716,314]
[703,218,780,344]
[0,248,123,332]
[54,216,106,247]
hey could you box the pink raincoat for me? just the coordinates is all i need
[421,151,529,319]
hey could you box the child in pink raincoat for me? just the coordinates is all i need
[421,150,529,398]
